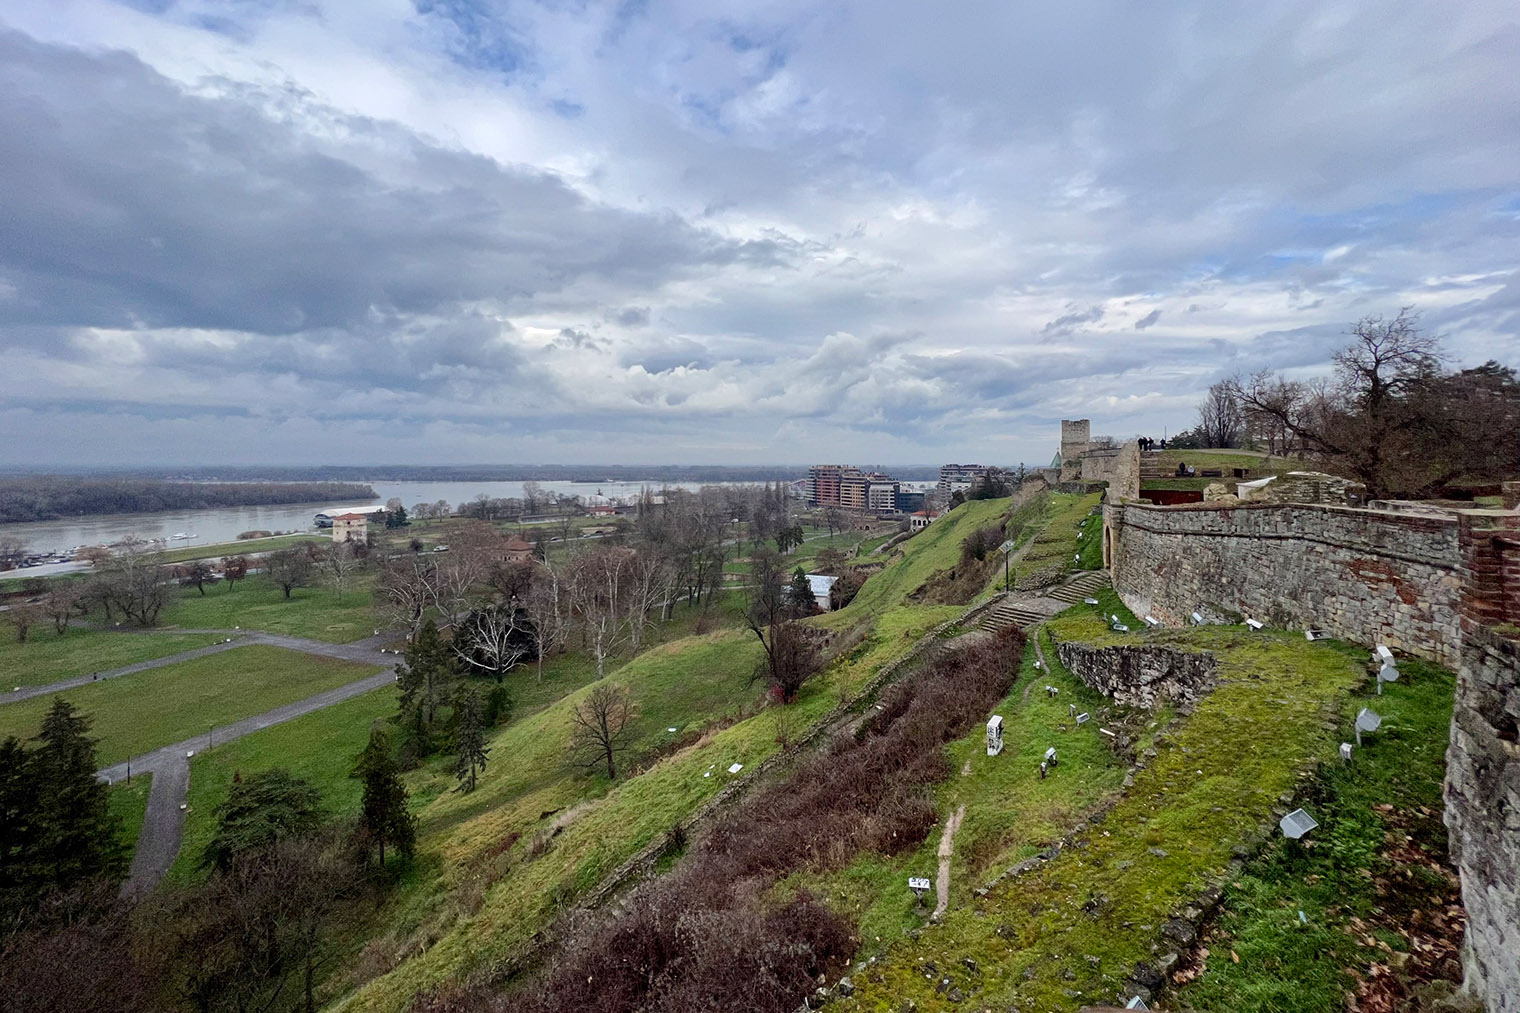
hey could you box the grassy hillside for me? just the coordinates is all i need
[327,498,1018,1012]
[830,611,1370,1012]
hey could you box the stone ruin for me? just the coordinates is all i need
[1053,641,1217,708]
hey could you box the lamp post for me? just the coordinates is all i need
[1000,540,1015,593]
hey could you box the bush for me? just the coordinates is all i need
[960,523,1005,564]
[511,625,1025,1013]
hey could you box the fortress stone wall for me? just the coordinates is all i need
[1104,500,1468,666]
[1446,626,1520,1013]
[1097,455,1520,1009]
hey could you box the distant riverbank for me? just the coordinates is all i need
[0,478,377,524]
[0,479,745,559]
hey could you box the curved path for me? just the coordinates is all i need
[101,665,397,892]
[5,628,399,705]
[7,626,409,893]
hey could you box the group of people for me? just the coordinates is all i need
[1138,436,1168,451]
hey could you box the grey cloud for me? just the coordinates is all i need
[0,31,778,338]
[1040,305,1105,336]
[1134,309,1162,330]
[618,336,712,374]
[608,306,651,327]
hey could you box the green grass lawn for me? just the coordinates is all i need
[156,533,324,565]
[0,627,224,689]
[0,645,379,766]
[1176,657,1456,1013]
[161,577,380,642]
[169,688,397,881]
[110,774,153,863]
[833,615,1367,1012]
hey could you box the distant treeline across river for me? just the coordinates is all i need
[0,478,377,524]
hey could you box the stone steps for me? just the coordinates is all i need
[1047,570,1111,603]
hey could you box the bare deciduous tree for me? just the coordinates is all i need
[521,560,567,682]
[567,545,636,678]
[569,683,635,780]
[1225,309,1513,497]
[0,536,25,571]
[1195,379,1243,448]
[322,542,362,602]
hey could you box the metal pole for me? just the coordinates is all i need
[126,756,131,784]
[1004,551,1009,593]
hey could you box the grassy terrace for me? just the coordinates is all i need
[0,645,379,766]
[328,497,1016,1012]
[0,627,222,689]
[155,532,325,565]
[1177,657,1456,1013]
[831,607,1369,1012]
[160,578,380,642]
[774,627,1137,953]
[1012,491,1103,588]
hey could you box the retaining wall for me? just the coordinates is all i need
[1104,501,1466,666]
[1054,641,1217,708]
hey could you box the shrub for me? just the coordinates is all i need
[508,625,1025,1013]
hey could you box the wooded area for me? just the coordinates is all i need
[0,479,375,523]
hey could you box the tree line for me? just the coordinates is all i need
[0,479,376,523]
[1167,310,1517,498]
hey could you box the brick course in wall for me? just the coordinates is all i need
[1105,500,1466,666]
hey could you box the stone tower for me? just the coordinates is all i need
[1059,419,1091,480]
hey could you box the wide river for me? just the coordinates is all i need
[0,479,751,563]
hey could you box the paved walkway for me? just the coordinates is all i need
[101,666,398,892]
[4,628,397,705]
[1,623,407,893]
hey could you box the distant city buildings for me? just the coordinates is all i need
[937,463,990,496]
[804,464,907,512]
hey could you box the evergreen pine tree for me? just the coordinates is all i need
[29,698,125,890]
[788,567,818,616]
[452,688,489,794]
[201,768,322,872]
[0,736,39,915]
[351,727,415,867]
[396,619,453,753]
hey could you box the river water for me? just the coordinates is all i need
[0,479,751,563]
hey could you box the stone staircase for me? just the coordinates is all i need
[975,569,1112,634]
[1046,569,1111,604]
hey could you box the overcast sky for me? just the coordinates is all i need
[1,1,1516,468]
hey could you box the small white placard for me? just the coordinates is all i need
[727,763,743,774]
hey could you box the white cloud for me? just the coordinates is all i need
[0,0,1516,466]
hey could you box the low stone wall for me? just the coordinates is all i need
[1054,641,1217,708]
[1104,501,1466,666]
[1445,626,1520,1012]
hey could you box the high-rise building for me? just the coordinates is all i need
[938,463,990,496]
[807,465,898,511]
[866,476,900,512]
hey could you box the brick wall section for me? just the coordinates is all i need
[1444,626,1520,1012]
[1105,501,1465,666]
[1459,511,1520,633]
